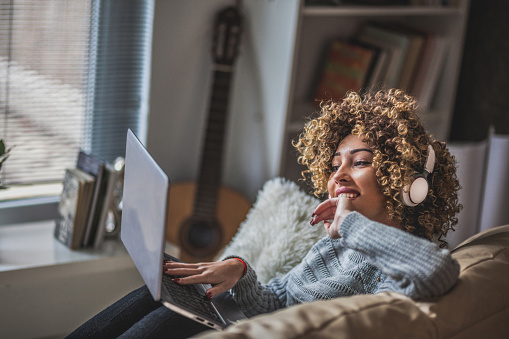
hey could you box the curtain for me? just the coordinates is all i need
[0,0,154,187]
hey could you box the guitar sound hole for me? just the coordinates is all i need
[187,221,218,249]
[180,218,223,259]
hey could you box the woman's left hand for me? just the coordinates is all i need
[311,195,354,239]
[163,259,245,299]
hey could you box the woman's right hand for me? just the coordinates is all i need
[163,259,245,299]
[311,194,354,239]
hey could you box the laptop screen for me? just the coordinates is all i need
[121,129,170,300]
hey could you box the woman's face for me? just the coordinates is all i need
[327,134,399,228]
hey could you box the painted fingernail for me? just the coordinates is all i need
[172,278,180,283]
[207,292,213,299]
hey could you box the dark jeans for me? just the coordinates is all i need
[67,285,210,339]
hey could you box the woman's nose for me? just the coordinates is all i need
[333,164,350,183]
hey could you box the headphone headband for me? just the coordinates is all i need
[424,144,436,175]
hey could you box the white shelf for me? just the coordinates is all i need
[303,5,465,17]
[267,0,471,186]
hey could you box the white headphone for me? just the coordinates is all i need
[401,145,436,207]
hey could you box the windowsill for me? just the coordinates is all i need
[0,182,63,202]
[0,183,63,226]
[0,196,60,226]
[0,220,131,274]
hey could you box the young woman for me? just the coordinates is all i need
[68,89,462,338]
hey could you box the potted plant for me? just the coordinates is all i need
[0,139,13,189]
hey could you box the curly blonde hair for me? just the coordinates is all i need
[294,89,462,244]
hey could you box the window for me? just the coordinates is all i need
[0,0,154,207]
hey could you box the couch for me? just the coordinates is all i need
[195,178,509,339]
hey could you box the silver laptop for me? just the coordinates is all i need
[121,129,247,330]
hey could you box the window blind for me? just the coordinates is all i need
[0,0,154,187]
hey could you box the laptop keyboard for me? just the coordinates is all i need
[162,254,222,323]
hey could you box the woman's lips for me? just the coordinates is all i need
[336,188,360,199]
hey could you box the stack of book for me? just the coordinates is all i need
[314,22,447,110]
[54,151,121,250]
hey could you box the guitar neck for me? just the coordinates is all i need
[193,68,233,219]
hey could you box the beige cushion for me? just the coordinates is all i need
[195,225,509,338]
[416,225,509,338]
[196,292,434,338]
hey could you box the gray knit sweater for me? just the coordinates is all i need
[228,211,460,318]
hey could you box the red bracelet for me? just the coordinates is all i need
[233,258,247,276]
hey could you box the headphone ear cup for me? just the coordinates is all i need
[400,145,435,207]
[401,173,429,206]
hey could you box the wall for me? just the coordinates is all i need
[0,255,143,338]
[146,0,258,198]
[146,0,298,202]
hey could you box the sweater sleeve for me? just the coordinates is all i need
[223,255,287,318]
[339,212,460,300]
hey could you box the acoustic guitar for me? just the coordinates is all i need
[166,6,251,263]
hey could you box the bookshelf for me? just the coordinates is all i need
[240,0,470,193]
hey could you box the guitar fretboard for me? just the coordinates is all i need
[193,68,233,219]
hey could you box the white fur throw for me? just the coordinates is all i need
[219,177,325,284]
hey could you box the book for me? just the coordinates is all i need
[396,28,426,91]
[412,34,438,98]
[356,23,411,89]
[412,36,447,110]
[366,48,390,89]
[350,38,383,88]
[76,151,106,247]
[314,39,379,102]
[54,170,80,248]
[92,163,120,248]
[54,168,95,249]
